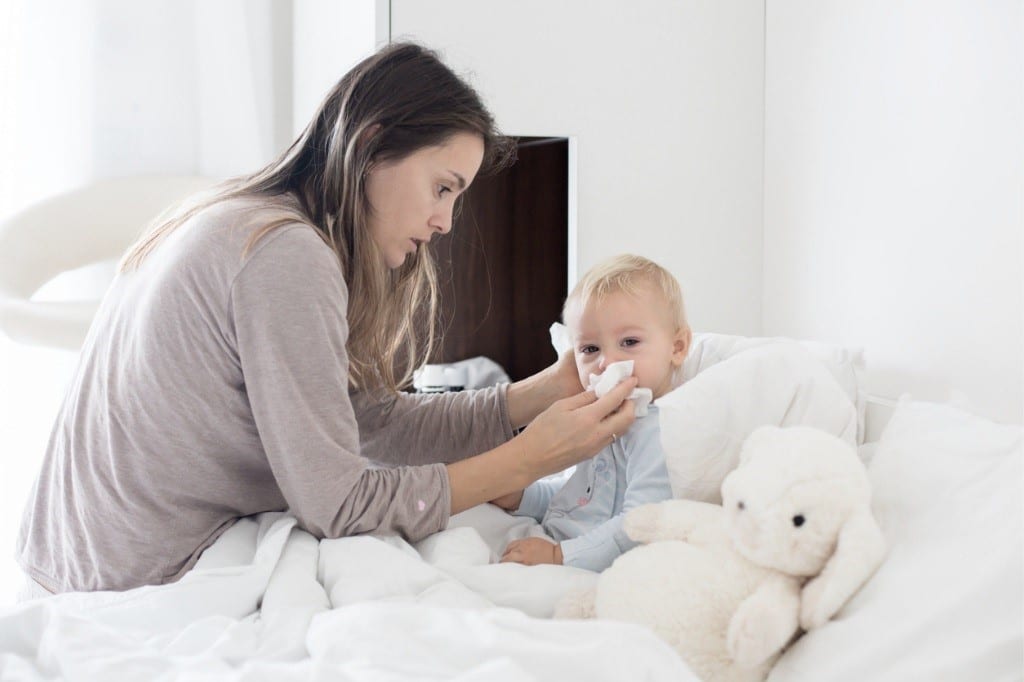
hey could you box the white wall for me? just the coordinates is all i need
[763,0,1023,424]
[291,0,384,137]
[391,0,766,336]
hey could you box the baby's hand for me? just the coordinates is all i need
[500,538,563,565]
[490,490,525,511]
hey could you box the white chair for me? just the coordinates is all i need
[0,176,218,350]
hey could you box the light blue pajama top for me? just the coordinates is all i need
[513,405,672,572]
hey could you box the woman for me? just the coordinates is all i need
[17,42,636,597]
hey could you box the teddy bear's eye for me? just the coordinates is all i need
[737,501,745,511]
[792,514,805,527]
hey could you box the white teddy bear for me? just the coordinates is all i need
[556,425,886,682]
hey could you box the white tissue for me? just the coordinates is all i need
[588,360,653,418]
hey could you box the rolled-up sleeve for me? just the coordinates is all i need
[230,225,449,541]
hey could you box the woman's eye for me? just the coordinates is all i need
[438,185,452,197]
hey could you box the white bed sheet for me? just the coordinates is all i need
[0,506,696,681]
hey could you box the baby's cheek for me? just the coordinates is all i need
[634,360,664,391]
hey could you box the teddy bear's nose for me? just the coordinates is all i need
[792,514,805,527]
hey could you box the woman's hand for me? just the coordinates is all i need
[506,352,584,428]
[501,538,563,565]
[515,377,638,479]
[446,378,636,515]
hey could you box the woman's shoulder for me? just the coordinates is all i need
[200,193,316,238]
[220,203,348,308]
[188,193,335,269]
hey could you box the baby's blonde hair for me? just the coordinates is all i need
[564,254,689,331]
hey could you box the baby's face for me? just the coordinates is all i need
[565,285,689,400]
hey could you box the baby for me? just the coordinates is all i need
[496,254,691,572]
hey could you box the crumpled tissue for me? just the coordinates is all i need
[589,360,653,417]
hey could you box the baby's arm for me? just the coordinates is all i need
[503,477,562,521]
[558,427,673,569]
[558,515,631,571]
[500,469,582,564]
[508,474,673,571]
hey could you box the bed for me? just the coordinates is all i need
[1,333,1019,681]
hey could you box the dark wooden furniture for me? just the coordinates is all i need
[429,137,569,381]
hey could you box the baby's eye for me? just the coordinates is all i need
[579,345,599,355]
[621,337,640,348]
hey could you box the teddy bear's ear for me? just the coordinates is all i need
[738,425,782,467]
[799,505,886,630]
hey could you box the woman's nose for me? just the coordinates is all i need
[432,206,453,234]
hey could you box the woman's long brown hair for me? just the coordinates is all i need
[121,42,515,393]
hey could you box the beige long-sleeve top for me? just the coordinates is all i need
[17,195,514,593]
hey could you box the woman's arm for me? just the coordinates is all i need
[446,381,638,514]
[353,351,582,468]
[353,386,516,467]
[356,350,585,466]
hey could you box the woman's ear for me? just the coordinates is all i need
[671,326,692,367]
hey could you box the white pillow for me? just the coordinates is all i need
[682,332,866,442]
[657,341,858,503]
[769,400,1023,682]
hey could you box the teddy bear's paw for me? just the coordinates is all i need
[622,503,665,543]
[554,586,597,619]
[799,575,838,630]
[727,610,780,667]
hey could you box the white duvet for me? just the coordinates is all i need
[0,505,696,681]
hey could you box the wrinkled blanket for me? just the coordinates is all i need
[0,505,696,681]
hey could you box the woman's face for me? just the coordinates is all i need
[364,132,485,269]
